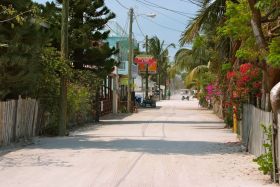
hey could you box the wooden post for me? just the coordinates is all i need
[233,105,238,133]
[59,0,69,136]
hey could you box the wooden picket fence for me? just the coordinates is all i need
[0,97,38,146]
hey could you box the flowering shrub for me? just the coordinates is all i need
[206,84,214,100]
[227,63,262,101]
[227,71,235,79]
[205,82,222,101]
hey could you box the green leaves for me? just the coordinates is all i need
[68,0,117,78]
[268,37,280,68]
[253,124,273,175]
[217,0,251,40]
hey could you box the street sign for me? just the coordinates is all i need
[134,55,157,74]
[134,54,156,65]
[138,63,157,74]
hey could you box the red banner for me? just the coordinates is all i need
[138,62,157,74]
[134,55,156,65]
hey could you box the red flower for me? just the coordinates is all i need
[253,82,261,89]
[227,71,235,79]
[241,75,250,82]
[240,63,253,74]
[250,69,260,77]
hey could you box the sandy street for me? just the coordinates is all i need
[0,97,277,187]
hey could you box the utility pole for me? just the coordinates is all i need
[127,8,133,113]
[59,0,69,136]
[145,35,149,99]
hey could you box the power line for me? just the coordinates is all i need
[135,0,193,18]
[134,12,146,38]
[121,16,129,38]
[142,16,182,33]
[133,0,187,26]
[106,23,119,36]
[179,0,202,7]
[138,40,180,47]
[114,0,129,10]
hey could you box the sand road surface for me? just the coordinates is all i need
[0,98,277,187]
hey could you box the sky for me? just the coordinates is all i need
[33,0,199,60]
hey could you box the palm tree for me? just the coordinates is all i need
[147,36,175,99]
[185,64,209,87]
[180,0,228,45]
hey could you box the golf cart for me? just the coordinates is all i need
[180,89,191,101]
[142,96,156,108]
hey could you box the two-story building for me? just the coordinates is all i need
[106,21,140,113]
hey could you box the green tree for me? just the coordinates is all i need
[0,0,47,100]
[147,36,175,99]
[68,0,117,74]
[66,0,118,122]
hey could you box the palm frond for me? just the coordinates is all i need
[180,0,226,45]
[185,65,208,86]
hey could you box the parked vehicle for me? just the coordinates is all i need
[182,95,190,100]
[142,99,156,108]
[180,89,192,101]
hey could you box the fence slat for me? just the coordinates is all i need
[242,104,273,157]
[277,113,280,170]
[0,102,3,145]
[0,98,38,146]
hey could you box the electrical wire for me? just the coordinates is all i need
[106,23,119,36]
[141,16,182,33]
[121,16,129,38]
[179,0,202,7]
[135,0,193,18]
[133,0,187,26]
[134,12,146,38]
[114,0,129,10]
[112,0,184,36]
[138,40,181,47]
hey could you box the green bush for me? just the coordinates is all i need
[224,106,233,127]
[67,83,92,125]
[253,124,273,175]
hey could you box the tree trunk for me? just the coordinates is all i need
[248,0,267,49]
[247,0,274,111]
[247,1,280,182]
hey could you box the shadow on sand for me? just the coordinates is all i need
[25,135,241,156]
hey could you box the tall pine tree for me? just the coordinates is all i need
[68,0,118,76]
[0,0,47,100]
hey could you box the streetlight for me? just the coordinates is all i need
[127,8,156,112]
